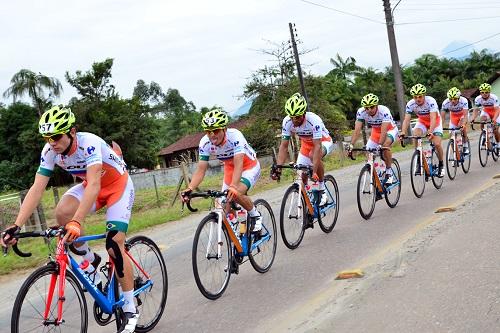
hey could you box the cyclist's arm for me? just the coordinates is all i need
[13,173,50,227]
[379,122,389,145]
[471,107,479,121]
[494,106,500,123]
[230,153,244,188]
[401,113,412,136]
[440,110,446,124]
[187,160,208,190]
[350,120,363,145]
[429,112,437,134]
[276,139,290,165]
[72,164,101,224]
[312,138,322,175]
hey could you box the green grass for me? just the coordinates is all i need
[0,145,415,275]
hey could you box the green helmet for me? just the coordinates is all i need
[285,93,307,117]
[410,83,427,96]
[39,105,75,136]
[447,87,461,99]
[479,83,491,92]
[361,93,379,107]
[201,108,229,130]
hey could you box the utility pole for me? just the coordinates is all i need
[289,23,308,102]
[382,0,406,122]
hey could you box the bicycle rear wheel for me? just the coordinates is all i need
[192,214,231,300]
[431,149,444,189]
[461,138,471,174]
[478,131,488,167]
[127,236,168,332]
[492,135,499,161]
[11,264,88,333]
[410,150,425,198]
[384,158,401,208]
[318,174,339,232]
[445,139,457,180]
[249,199,277,273]
[279,184,306,249]
[357,164,376,220]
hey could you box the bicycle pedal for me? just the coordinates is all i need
[304,221,314,230]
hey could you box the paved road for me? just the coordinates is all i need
[1,135,499,333]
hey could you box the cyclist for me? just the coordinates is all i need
[348,93,400,185]
[181,109,263,232]
[401,83,445,177]
[0,105,139,333]
[471,83,500,150]
[272,93,333,207]
[440,87,470,154]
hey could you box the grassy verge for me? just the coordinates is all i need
[0,144,413,275]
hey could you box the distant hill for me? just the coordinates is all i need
[442,40,474,59]
[230,98,253,118]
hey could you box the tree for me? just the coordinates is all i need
[3,69,63,116]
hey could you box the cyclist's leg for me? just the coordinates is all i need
[382,128,398,169]
[104,176,138,323]
[412,122,426,146]
[57,184,98,262]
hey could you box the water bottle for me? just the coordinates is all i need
[227,213,237,234]
[237,210,247,234]
[80,259,102,289]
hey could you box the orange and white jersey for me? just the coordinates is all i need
[281,112,331,143]
[474,93,499,115]
[38,132,127,188]
[442,96,469,113]
[405,96,441,128]
[356,105,397,131]
[198,128,257,170]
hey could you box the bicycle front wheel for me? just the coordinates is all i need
[492,136,499,161]
[461,137,471,174]
[249,199,277,273]
[384,158,401,208]
[318,174,339,233]
[431,149,444,189]
[192,214,231,300]
[279,184,306,249]
[12,264,88,333]
[357,164,376,220]
[478,131,488,167]
[127,236,168,332]
[410,150,425,198]
[445,139,457,180]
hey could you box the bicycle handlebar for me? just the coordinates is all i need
[10,229,56,258]
[442,126,464,131]
[348,147,389,160]
[182,190,228,213]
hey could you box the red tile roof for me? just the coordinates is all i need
[158,117,251,156]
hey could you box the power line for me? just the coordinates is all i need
[402,1,500,4]
[440,32,500,57]
[396,15,500,25]
[299,0,384,24]
[399,7,500,11]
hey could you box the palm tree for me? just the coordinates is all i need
[3,69,63,116]
[327,53,360,83]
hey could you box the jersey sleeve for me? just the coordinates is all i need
[308,113,324,140]
[405,101,414,114]
[231,130,247,155]
[474,96,481,107]
[380,106,394,123]
[281,116,292,140]
[441,100,449,112]
[198,136,211,161]
[355,108,365,122]
[460,97,469,110]
[428,97,439,113]
[37,144,56,177]
[494,94,499,107]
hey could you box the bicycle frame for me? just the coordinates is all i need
[210,199,271,258]
[414,138,432,177]
[46,234,154,323]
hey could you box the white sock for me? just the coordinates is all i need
[248,207,259,217]
[386,168,393,175]
[75,242,95,263]
[122,290,136,313]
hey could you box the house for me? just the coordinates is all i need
[158,118,251,168]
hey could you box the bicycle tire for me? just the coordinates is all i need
[461,138,471,174]
[357,164,376,220]
[279,184,306,249]
[384,158,401,208]
[127,235,168,332]
[410,150,425,198]
[431,148,444,189]
[249,199,277,273]
[11,264,88,333]
[445,139,457,180]
[478,131,488,167]
[318,174,339,232]
[192,213,232,300]
[492,135,499,161]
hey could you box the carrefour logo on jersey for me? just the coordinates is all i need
[87,146,96,155]
[315,125,320,131]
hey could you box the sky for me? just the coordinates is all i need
[1,0,499,114]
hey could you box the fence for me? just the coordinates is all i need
[0,191,47,232]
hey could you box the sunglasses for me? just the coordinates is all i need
[43,133,65,143]
[364,105,377,111]
[413,95,424,98]
[204,128,223,136]
[450,98,459,101]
